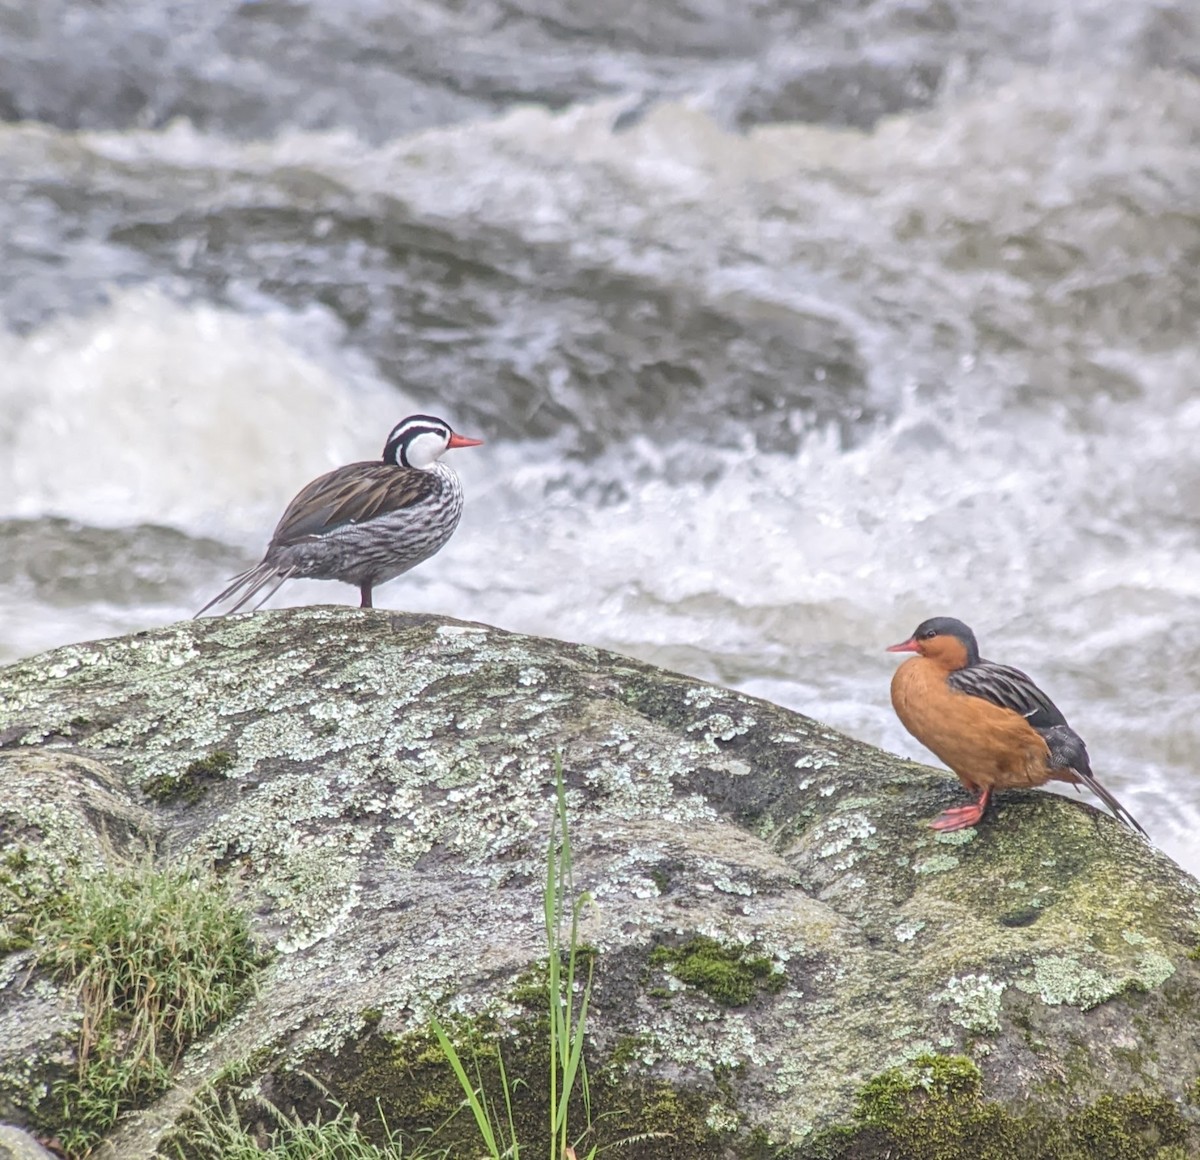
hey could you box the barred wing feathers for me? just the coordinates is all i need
[270,462,441,546]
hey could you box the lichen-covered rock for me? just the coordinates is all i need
[0,1124,60,1159]
[0,608,1198,1158]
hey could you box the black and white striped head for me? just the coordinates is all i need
[382,414,483,469]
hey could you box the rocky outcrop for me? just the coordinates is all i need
[0,1125,58,1160]
[0,608,1198,1158]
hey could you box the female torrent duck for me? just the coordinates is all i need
[887,616,1145,834]
[197,414,483,614]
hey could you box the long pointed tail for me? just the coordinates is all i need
[1043,725,1147,837]
[194,562,294,618]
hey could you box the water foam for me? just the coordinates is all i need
[0,286,408,534]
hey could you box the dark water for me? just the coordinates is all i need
[1,0,1198,871]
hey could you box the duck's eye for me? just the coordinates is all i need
[921,628,938,639]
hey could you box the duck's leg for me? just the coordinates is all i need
[930,786,991,831]
[359,583,373,609]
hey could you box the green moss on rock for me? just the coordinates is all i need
[142,750,234,806]
[849,1053,1012,1155]
[819,1053,1196,1160]
[648,935,785,1007]
[273,1017,738,1160]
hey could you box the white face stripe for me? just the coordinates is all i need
[384,414,453,467]
[401,428,452,469]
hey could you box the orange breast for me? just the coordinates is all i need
[890,657,1053,791]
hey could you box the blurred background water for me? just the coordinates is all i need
[1,0,1197,870]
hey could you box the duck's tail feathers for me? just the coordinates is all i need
[194,563,296,618]
[1042,724,1146,837]
[1073,767,1148,837]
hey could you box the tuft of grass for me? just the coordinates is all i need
[168,1094,441,1160]
[53,1040,173,1155]
[432,756,598,1160]
[33,861,262,1156]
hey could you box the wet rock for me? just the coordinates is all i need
[0,519,243,609]
[0,1124,60,1160]
[0,608,1197,1157]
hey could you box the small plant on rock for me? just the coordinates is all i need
[168,1093,438,1160]
[32,860,262,1156]
[432,758,598,1160]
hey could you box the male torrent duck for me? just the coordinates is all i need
[887,616,1145,834]
[197,414,483,615]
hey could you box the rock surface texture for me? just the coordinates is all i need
[0,608,1198,1158]
[0,1124,59,1160]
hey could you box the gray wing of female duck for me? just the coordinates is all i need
[196,461,460,615]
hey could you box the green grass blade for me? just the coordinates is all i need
[496,1043,520,1160]
[431,1019,501,1158]
[557,964,593,1128]
[546,816,561,1157]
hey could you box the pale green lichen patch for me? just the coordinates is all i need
[915,853,960,875]
[1015,954,1128,1010]
[705,1102,741,1132]
[932,973,1005,1033]
[687,710,756,747]
[812,811,879,875]
[934,827,977,847]
[1132,953,1176,991]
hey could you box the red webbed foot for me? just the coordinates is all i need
[930,787,991,832]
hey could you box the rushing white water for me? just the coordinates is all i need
[1,50,1198,873]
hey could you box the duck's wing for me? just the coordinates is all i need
[946,660,1068,731]
[270,462,441,546]
[949,662,1147,836]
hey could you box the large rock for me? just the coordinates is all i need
[0,1125,59,1160]
[0,608,1197,1158]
